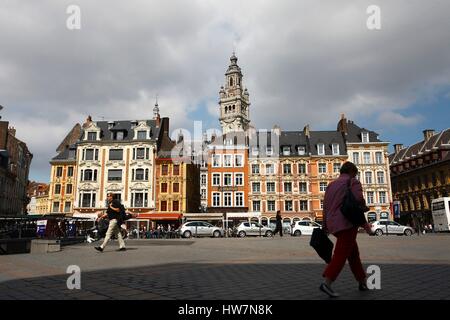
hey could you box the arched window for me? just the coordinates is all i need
[229,77,233,86]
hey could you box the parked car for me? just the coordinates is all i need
[178,221,224,238]
[370,221,414,236]
[234,222,273,237]
[291,220,322,236]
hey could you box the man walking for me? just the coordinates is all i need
[273,211,283,237]
[95,193,126,252]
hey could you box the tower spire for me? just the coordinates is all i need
[219,53,250,134]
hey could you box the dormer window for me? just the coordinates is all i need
[87,132,97,141]
[116,131,124,141]
[362,132,369,143]
[137,131,147,140]
[317,143,325,155]
[297,146,306,155]
[332,143,340,155]
[282,146,290,156]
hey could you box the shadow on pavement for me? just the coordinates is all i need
[0,262,449,300]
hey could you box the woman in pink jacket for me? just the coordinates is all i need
[320,161,372,298]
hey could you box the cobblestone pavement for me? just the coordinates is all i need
[1,234,450,300]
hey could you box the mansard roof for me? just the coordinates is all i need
[389,128,450,165]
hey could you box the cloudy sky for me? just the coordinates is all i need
[1,0,449,182]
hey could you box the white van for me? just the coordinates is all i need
[432,197,450,232]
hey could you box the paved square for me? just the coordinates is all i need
[1,234,450,300]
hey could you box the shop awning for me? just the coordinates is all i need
[183,213,224,221]
[137,213,182,220]
[71,212,100,220]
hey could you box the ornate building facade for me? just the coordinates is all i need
[48,124,81,214]
[74,113,165,217]
[0,117,33,216]
[390,128,450,225]
[338,116,393,222]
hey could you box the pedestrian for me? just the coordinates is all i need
[273,211,283,237]
[95,193,126,252]
[320,161,373,298]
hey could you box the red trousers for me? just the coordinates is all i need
[323,227,366,282]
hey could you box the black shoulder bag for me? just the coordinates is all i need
[340,179,367,227]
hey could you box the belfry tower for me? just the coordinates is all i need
[219,53,251,134]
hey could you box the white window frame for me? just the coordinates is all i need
[212,173,221,186]
[297,146,306,155]
[267,200,276,212]
[362,132,370,143]
[252,164,260,174]
[332,143,339,155]
[234,154,244,167]
[299,182,307,193]
[252,182,261,193]
[333,163,341,173]
[212,155,221,168]
[212,192,221,207]
[266,182,276,193]
[253,200,261,212]
[235,192,244,207]
[375,152,383,164]
[298,163,307,174]
[365,171,373,184]
[317,144,325,155]
[223,173,233,186]
[364,152,371,164]
[367,191,374,204]
[379,191,386,204]
[377,171,385,184]
[299,200,308,211]
[284,182,292,193]
[319,182,327,192]
[223,192,233,207]
[318,163,327,174]
[282,146,291,156]
[266,164,275,175]
[223,155,233,167]
[285,200,293,211]
[235,173,244,186]
[353,152,359,164]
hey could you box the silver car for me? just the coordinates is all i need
[370,220,414,236]
[235,222,274,237]
[179,221,224,238]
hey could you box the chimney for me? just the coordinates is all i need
[161,117,170,135]
[83,115,93,128]
[8,126,16,137]
[303,124,310,138]
[337,113,348,134]
[423,129,435,141]
[394,144,403,154]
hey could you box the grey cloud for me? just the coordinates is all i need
[1,0,449,181]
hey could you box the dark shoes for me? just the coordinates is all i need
[319,283,339,298]
[359,282,369,291]
[117,247,127,251]
[94,246,103,252]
